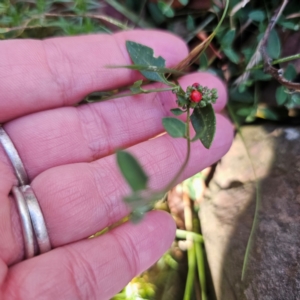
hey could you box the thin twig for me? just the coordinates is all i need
[260,0,300,92]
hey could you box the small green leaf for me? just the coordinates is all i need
[256,107,279,120]
[179,0,189,5]
[223,48,240,64]
[158,1,175,18]
[170,108,185,116]
[284,64,297,81]
[267,29,281,59]
[117,150,148,192]
[186,15,195,31]
[126,41,170,84]
[191,104,216,149]
[162,117,186,138]
[130,80,143,94]
[221,29,236,48]
[276,86,287,105]
[249,10,266,22]
[199,53,208,70]
[251,70,272,81]
[177,94,188,106]
[291,93,300,105]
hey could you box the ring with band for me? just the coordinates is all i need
[0,126,51,259]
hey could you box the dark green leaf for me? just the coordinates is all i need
[126,41,170,84]
[170,108,185,116]
[276,86,287,105]
[291,93,300,105]
[186,15,195,31]
[117,150,148,192]
[251,70,272,81]
[267,29,281,59]
[158,1,174,18]
[236,107,255,117]
[284,64,297,81]
[279,21,299,31]
[223,48,240,64]
[229,88,254,103]
[147,2,166,24]
[191,104,216,149]
[177,94,188,106]
[221,29,236,47]
[179,0,189,5]
[249,10,266,22]
[199,53,208,70]
[162,117,186,138]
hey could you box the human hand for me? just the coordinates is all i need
[0,30,233,299]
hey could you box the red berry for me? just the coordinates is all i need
[190,90,202,103]
[192,82,200,88]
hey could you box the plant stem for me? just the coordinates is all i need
[248,53,300,71]
[184,243,196,300]
[176,229,204,243]
[195,240,207,300]
[103,0,154,28]
[164,106,191,192]
[227,103,261,281]
[89,86,177,103]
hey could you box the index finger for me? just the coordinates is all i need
[0,30,188,122]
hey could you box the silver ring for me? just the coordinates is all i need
[0,126,29,186]
[21,185,52,254]
[11,186,37,259]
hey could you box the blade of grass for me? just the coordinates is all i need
[184,243,196,300]
[227,103,261,281]
[195,241,207,300]
[104,0,154,28]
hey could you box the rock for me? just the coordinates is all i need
[200,125,300,300]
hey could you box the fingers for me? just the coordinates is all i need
[4,114,233,265]
[4,72,227,179]
[0,30,188,122]
[3,211,175,300]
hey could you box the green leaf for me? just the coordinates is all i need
[186,15,195,31]
[223,48,240,64]
[221,29,236,47]
[249,10,266,22]
[179,0,189,5]
[276,86,287,105]
[147,2,166,24]
[229,88,254,103]
[199,53,208,70]
[116,150,148,192]
[291,93,300,105]
[170,108,185,116]
[251,70,272,81]
[284,64,297,81]
[256,107,279,120]
[162,117,186,138]
[130,80,143,94]
[267,29,281,59]
[191,104,216,149]
[126,41,170,84]
[157,1,175,18]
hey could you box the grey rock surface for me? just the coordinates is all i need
[200,125,300,300]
